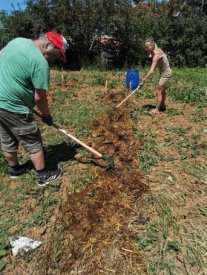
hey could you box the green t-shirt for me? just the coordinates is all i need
[0,37,49,114]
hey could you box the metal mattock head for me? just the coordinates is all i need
[101,155,115,173]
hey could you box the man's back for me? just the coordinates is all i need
[0,37,49,114]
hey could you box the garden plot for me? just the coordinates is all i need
[0,68,206,274]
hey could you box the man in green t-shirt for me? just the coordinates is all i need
[0,32,68,187]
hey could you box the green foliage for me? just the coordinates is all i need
[166,241,180,252]
[0,260,6,272]
[148,259,183,275]
[136,222,158,251]
[0,150,8,176]
[1,1,207,67]
[165,126,189,136]
[0,243,9,272]
[166,108,182,117]
[90,73,107,87]
[52,89,106,138]
[136,130,160,174]
[190,106,207,122]
[72,171,95,193]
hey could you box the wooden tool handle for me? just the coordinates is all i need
[116,86,140,108]
[33,109,103,158]
[54,125,102,157]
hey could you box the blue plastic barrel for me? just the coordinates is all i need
[126,69,139,90]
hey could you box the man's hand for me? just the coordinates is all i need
[42,115,53,126]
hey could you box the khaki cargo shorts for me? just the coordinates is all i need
[0,108,42,154]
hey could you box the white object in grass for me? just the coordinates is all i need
[9,236,42,256]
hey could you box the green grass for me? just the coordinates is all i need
[190,106,207,122]
[0,151,8,176]
[148,259,185,275]
[166,108,183,117]
[51,89,108,138]
[136,192,184,274]
[129,67,207,275]
[167,68,207,105]
[49,222,67,266]
[71,171,96,193]
[180,162,207,184]
[135,68,207,106]
[140,140,158,173]
[136,222,158,251]
[0,171,61,271]
[0,69,113,272]
[90,72,107,87]
[134,129,160,174]
[165,126,190,136]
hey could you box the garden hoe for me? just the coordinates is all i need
[33,110,115,172]
[116,85,140,108]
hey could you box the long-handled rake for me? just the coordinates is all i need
[33,110,115,172]
[116,85,140,108]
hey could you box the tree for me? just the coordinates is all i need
[1,0,207,67]
[162,0,207,17]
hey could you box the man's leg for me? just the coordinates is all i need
[3,151,18,166]
[3,150,32,178]
[0,110,63,185]
[29,149,45,171]
[30,149,63,187]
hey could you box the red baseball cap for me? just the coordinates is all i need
[46,32,69,63]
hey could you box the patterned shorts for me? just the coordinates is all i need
[158,75,171,86]
[0,108,42,153]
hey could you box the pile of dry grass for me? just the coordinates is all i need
[44,89,148,274]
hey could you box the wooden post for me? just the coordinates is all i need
[105,80,108,91]
[61,67,64,84]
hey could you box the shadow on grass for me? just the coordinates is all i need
[142,104,156,110]
[44,142,80,170]
[141,104,166,113]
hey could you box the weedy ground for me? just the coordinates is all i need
[0,68,206,274]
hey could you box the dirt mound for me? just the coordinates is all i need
[45,89,147,274]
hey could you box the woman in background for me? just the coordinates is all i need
[141,38,172,114]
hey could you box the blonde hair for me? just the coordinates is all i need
[144,38,157,49]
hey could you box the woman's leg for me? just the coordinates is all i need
[151,85,165,114]
[160,86,166,107]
